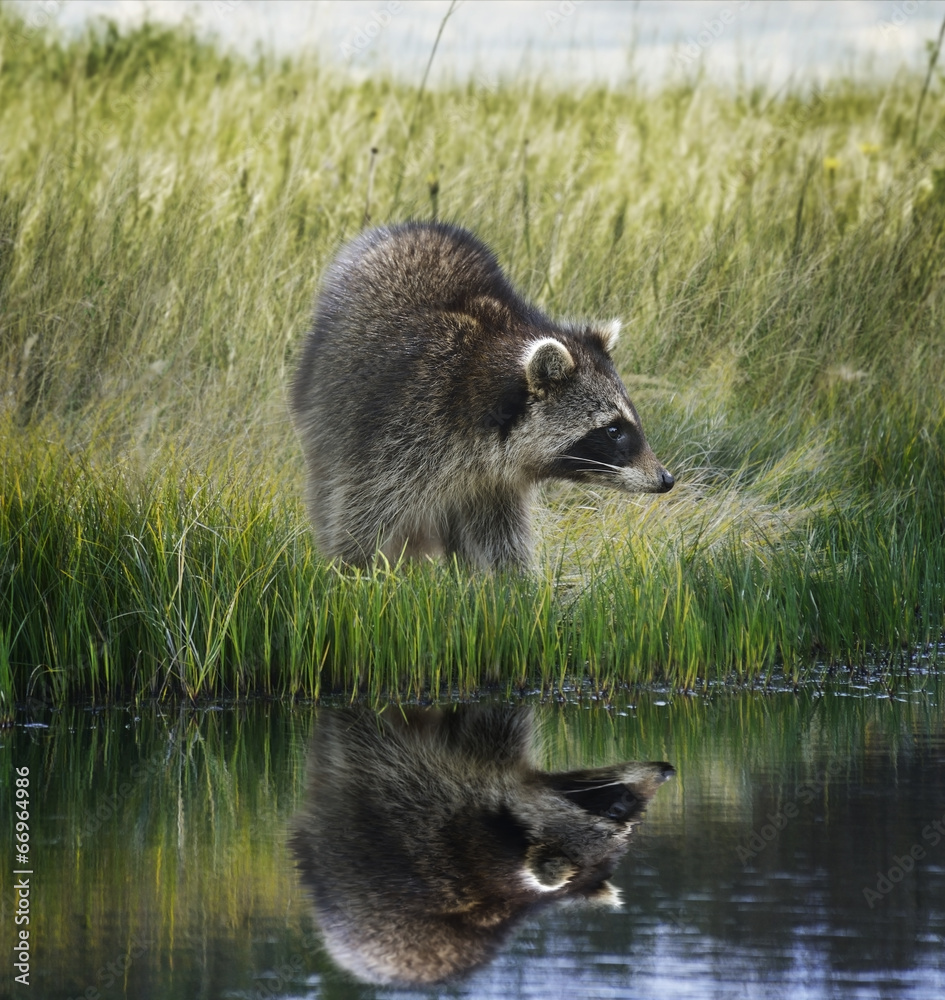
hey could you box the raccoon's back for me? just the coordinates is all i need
[309,222,534,336]
[290,222,545,420]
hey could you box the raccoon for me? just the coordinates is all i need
[289,705,675,986]
[290,221,674,570]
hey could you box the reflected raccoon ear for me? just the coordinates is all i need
[584,881,624,910]
[523,845,577,891]
[524,337,575,394]
[595,318,621,353]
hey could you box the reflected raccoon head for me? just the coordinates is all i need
[289,705,674,986]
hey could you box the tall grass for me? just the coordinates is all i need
[2,7,944,704]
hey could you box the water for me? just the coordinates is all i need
[2,685,943,999]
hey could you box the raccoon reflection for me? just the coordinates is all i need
[289,706,674,987]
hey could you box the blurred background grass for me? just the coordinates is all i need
[1,6,944,704]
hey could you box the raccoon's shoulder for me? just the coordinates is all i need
[323,221,542,324]
[440,705,537,768]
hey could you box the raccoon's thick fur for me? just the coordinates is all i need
[289,706,675,986]
[290,221,674,569]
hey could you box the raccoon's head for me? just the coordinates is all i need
[518,759,676,896]
[520,321,674,495]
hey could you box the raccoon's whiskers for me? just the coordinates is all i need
[559,455,623,474]
[561,779,625,794]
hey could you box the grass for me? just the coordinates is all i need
[2,6,945,705]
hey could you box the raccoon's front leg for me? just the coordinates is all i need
[379,515,446,564]
[444,492,535,571]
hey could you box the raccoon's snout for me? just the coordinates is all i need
[641,463,674,494]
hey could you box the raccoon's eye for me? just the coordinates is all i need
[606,424,623,442]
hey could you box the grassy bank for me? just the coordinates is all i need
[2,7,945,705]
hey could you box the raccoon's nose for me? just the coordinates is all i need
[659,469,675,493]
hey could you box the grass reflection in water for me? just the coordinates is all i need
[3,683,943,998]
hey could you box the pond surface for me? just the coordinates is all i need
[2,683,944,999]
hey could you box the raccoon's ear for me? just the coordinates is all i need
[524,337,575,394]
[596,318,621,353]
